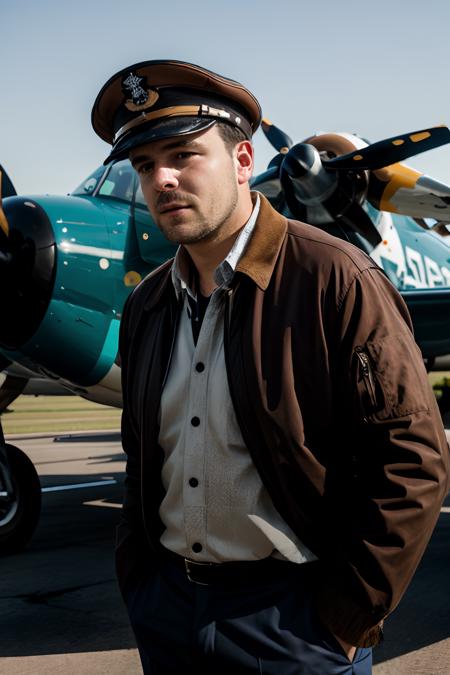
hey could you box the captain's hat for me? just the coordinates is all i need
[92,59,262,164]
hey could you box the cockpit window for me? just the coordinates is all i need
[71,165,106,196]
[135,182,149,210]
[98,160,136,203]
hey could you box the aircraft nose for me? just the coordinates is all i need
[0,197,56,350]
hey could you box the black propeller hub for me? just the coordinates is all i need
[278,143,380,248]
[282,143,318,177]
[281,143,338,208]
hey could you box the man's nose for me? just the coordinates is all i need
[153,166,179,191]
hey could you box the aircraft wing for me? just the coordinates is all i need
[0,359,73,412]
[0,354,27,412]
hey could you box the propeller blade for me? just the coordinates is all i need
[338,203,382,248]
[0,170,10,239]
[261,118,293,154]
[0,210,8,239]
[250,166,281,197]
[250,165,285,209]
[368,162,450,222]
[0,169,13,276]
[267,154,284,170]
[0,165,17,199]
[323,126,450,171]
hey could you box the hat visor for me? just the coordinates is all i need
[104,117,216,165]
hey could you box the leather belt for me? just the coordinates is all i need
[161,548,313,586]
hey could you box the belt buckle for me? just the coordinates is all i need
[184,558,215,585]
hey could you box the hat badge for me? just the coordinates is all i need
[122,72,159,111]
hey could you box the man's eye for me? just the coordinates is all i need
[137,163,153,175]
[176,152,195,160]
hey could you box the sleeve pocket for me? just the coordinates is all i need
[354,332,430,422]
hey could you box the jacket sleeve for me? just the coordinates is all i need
[315,267,450,647]
[115,292,153,598]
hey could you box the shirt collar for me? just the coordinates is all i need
[171,192,260,298]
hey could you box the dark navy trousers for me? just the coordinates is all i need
[124,557,373,674]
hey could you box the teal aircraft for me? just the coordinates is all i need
[1,123,450,553]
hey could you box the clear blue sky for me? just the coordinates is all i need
[1,0,450,196]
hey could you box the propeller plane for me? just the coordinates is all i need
[2,120,450,553]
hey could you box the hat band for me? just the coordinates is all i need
[114,104,250,144]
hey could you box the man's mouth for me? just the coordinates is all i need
[158,203,191,214]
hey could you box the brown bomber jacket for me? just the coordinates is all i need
[117,193,450,647]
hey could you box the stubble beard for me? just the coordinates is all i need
[158,193,239,246]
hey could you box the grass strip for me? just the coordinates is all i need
[2,395,121,435]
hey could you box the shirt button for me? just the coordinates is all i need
[191,416,200,427]
[189,477,199,487]
[192,542,202,553]
[195,362,205,372]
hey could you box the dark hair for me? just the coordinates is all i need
[215,121,247,153]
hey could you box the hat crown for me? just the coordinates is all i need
[92,60,261,164]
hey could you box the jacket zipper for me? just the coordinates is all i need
[355,346,378,412]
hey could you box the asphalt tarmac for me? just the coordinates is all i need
[0,431,449,675]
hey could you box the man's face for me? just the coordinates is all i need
[130,126,245,245]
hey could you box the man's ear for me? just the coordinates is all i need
[235,140,254,184]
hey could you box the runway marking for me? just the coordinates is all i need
[41,479,117,493]
[83,498,122,509]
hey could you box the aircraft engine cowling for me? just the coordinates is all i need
[274,132,382,249]
[281,133,370,225]
[0,197,56,350]
[0,194,130,391]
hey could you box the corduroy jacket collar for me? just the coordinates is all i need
[235,192,287,290]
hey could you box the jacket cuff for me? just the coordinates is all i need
[313,564,388,647]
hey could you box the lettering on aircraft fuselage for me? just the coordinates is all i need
[370,211,450,290]
[402,246,450,288]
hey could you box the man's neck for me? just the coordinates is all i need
[185,193,254,296]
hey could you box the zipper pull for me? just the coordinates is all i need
[355,346,378,410]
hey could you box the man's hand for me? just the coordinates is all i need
[333,634,357,662]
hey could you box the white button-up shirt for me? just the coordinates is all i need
[158,194,317,564]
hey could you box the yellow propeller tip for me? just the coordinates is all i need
[0,212,9,237]
[410,131,431,143]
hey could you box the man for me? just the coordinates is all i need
[92,60,449,674]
